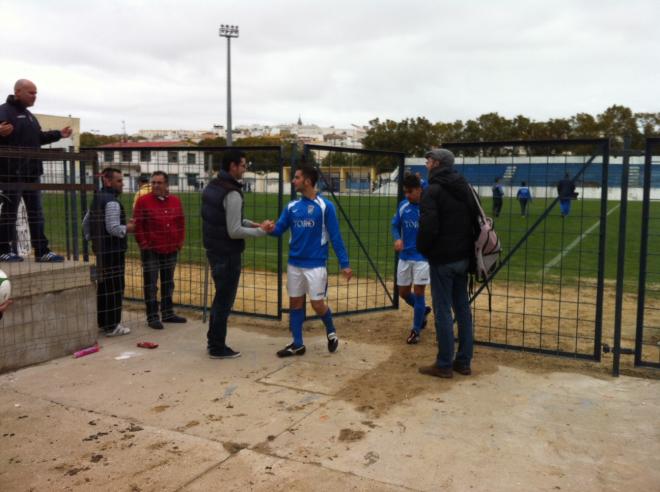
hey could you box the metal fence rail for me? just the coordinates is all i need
[3,139,658,377]
[302,144,405,317]
[0,147,99,372]
[442,139,610,360]
[0,146,97,261]
[87,144,284,320]
[634,137,660,369]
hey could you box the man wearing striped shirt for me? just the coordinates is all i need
[84,167,135,337]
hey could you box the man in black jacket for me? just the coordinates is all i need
[417,149,478,378]
[201,149,271,359]
[0,79,71,262]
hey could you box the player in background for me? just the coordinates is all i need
[266,166,352,357]
[392,173,432,344]
[516,181,532,217]
[492,177,504,217]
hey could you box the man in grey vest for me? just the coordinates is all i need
[201,149,271,359]
[83,167,135,337]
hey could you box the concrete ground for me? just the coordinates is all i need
[1,313,659,491]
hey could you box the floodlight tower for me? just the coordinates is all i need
[219,24,239,146]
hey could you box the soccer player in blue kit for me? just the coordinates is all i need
[266,166,352,357]
[392,174,431,344]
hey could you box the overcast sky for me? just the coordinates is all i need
[2,0,658,134]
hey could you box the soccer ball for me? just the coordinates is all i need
[0,269,11,304]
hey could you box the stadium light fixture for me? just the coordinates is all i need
[219,24,239,146]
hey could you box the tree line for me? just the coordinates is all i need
[362,105,659,156]
[81,104,658,159]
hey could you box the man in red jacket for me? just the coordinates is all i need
[134,171,186,329]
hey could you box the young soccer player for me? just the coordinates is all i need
[392,173,431,344]
[266,166,352,357]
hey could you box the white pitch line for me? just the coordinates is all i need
[541,204,620,275]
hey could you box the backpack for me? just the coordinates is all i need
[468,186,501,309]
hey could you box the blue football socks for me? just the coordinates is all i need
[321,308,336,336]
[413,294,427,331]
[290,308,305,347]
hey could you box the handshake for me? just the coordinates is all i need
[258,220,275,234]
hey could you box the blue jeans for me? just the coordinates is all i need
[429,259,473,368]
[559,198,571,216]
[207,252,241,351]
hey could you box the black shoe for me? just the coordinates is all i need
[277,343,306,358]
[148,320,164,330]
[420,306,432,330]
[209,346,241,359]
[327,333,339,353]
[419,364,453,378]
[162,314,187,323]
[406,329,420,345]
[452,361,472,375]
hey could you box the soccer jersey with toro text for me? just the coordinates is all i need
[270,195,350,269]
[391,199,426,261]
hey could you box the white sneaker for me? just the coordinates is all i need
[106,324,131,337]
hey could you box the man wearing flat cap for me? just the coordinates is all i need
[416,148,479,378]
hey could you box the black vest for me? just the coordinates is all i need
[89,186,127,255]
[201,171,245,255]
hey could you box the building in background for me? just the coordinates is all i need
[36,113,81,185]
[96,141,205,192]
[136,129,217,142]
[35,113,80,150]
[134,119,367,148]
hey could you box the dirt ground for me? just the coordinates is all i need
[229,308,657,420]
[123,259,659,368]
[4,316,658,491]
[2,261,660,490]
[117,259,660,420]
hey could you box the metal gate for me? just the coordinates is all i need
[87,144,284,320]
[301,144,405,317]
[631,137,660,369]
[442,139,610,361]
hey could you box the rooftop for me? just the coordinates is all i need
[98,141,192,148]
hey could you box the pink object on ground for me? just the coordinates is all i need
[73,343,100,358]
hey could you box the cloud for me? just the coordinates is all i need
[1,0,658,133]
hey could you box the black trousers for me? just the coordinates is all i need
[0,178,50,256]
[206,251,241,351]
[493,197,503,217]
[141,249,178,321]
[96,251,126,332]
[518,199,530,216]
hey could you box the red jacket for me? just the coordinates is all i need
[134,193,185,254]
